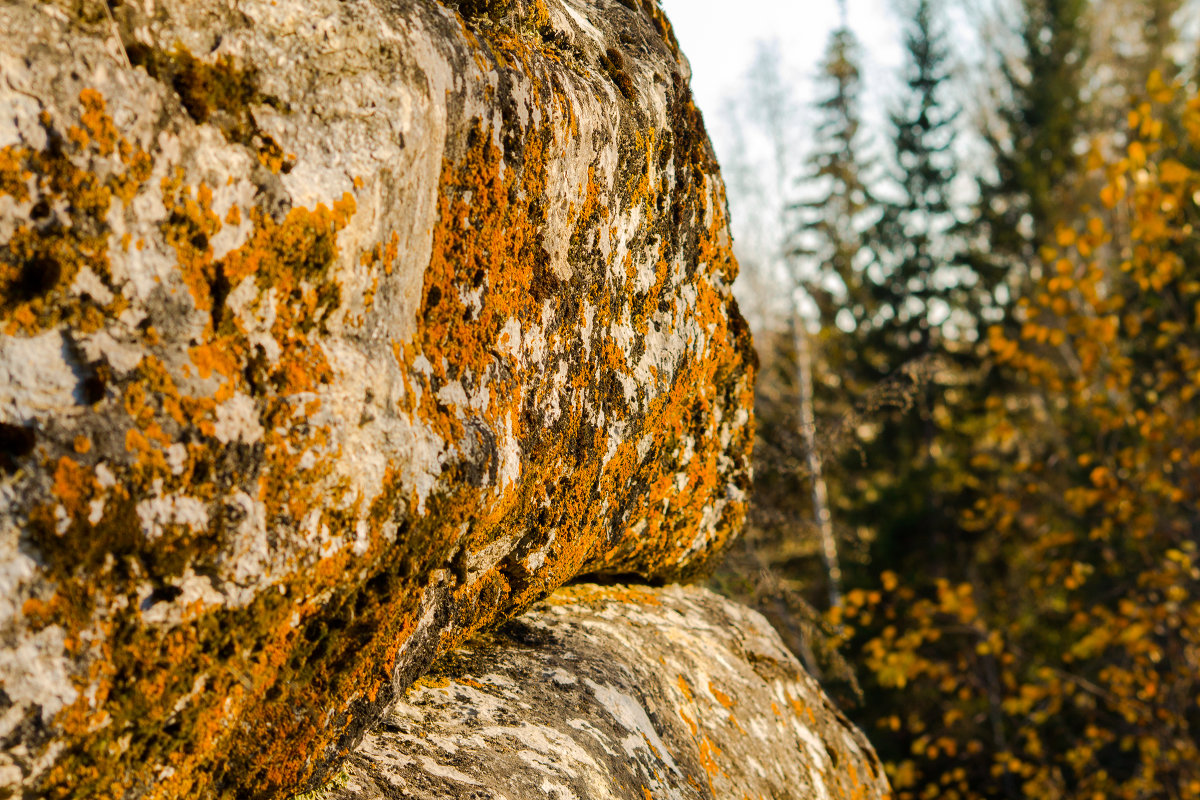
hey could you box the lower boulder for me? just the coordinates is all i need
[325,584,889,800]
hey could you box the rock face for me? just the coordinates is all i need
[0,1,754,797]
[326,584,889,800]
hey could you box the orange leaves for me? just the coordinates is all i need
[1145,69,1176,105]
[1128,140,1149,168]
[935,579,978,624]
[1087,465,1114,489]
[852,73,1200,800]
[1158,159,1191,184]
[1099,175,1126,209]
[881,570,899,592]
[988,325,1020,362]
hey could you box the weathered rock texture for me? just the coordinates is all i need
[0,1,754,797]
[325,583,889,800]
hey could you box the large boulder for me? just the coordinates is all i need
[327,584,890,800]
[0,1,755,797]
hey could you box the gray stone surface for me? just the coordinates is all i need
[0,1,754,797]
[328,584,890,800]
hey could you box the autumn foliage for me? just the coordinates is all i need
[834,75,1200,800]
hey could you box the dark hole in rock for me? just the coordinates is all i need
[364,569,395,600]
[209,263,231,332]
[140,584,184,610]
[171,71,211,124]
[302,618,327,644]
[81,372,106,405]
[14,256,62,302]
[0,422,36,474]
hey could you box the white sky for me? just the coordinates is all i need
[660,0,908,144]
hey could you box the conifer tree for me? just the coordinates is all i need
[838,0,971,575]
[789,10,881,610]
[791,11,877,340]
[970,0,1090,301]
[867,0,963,365]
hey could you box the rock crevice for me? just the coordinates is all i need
[330,584,890,800]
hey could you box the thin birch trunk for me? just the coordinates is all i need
[792,316,842,609]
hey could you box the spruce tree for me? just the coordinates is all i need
[778,11,882,613]
[867,0,962,366]
[970,0,1090,299]
[838,0,975,605]
[790,17,877,341]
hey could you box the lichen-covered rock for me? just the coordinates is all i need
[0,1,754,797]
[325,583,889,800]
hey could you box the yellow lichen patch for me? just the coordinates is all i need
[51,456,92,522]
[76,89,120,157]
[549,584,662,608]
[0,145,31,201]
[709,682,734,709]
[0,92,146,335]
[698,733,723,792]
[641,732,662,760]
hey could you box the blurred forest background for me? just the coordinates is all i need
[696,0,1200,797]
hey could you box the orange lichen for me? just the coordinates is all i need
[7,7,754,798]
[413,675,452,690]
[0,92,146,335]
[709,682,734,709]
[698,734,723,792]
[51,456,91,520]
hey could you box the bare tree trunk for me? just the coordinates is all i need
[792,316,842,609]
